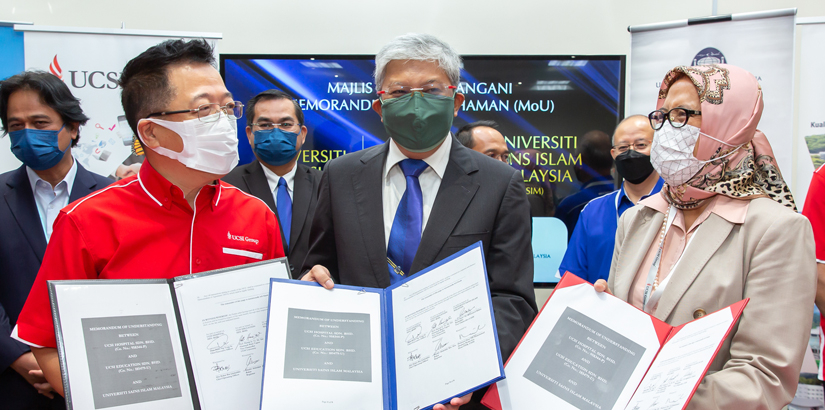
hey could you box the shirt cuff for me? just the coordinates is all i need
[10,325,45,349]
[818,259,825,264]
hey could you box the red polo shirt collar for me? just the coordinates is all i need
[136,160,224,211]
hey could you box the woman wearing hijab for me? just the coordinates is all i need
[595,64,816,409]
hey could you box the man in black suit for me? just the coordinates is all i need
[223,90,321,277]
[302,34,537,410]
[0,71,112,409]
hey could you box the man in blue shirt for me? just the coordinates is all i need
[558,115,663,283]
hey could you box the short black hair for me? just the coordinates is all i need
[246,89,304,127]
[118,38,215,141]
[0,70,89,146]
[456,120,499,149]
[578,130,613,172]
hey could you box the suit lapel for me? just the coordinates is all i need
[4,166,47,261]
[352,144,391,287]
[243,162,278,212]
[243,162,285,254]
[653,213,734,321]
[70,163,100,202]
[612,208,662,302]
[410,141,479,273]
[289,164,313,250]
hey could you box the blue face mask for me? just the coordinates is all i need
[253,128,300,166]
[9,124,69,171]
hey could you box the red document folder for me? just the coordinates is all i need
[481,272,748,410]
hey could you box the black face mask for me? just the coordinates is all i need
[615,149,654,185]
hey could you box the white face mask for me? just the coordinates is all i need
[139,113,239,175]
[651,122,743,187]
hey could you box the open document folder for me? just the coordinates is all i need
[259,242,504,410]
[482,272,747,410]
[48,258,290,410]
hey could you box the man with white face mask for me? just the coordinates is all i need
[12,39,286,397]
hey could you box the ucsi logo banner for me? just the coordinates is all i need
[49,55,62,79]
[48,55,121,90]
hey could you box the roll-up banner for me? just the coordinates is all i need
[1,26,221,176]
[628,9,812,205]
[0,21,30,172]
[797,17,825,211]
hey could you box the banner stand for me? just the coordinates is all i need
[1,25,222,176]
[627,9,803,204]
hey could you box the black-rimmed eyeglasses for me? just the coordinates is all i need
[648,107,701,130]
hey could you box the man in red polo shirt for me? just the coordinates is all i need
[13,39,285,397]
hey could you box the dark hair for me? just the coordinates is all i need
[456,120,499,149]
[246,89,304,127]
[0,71,89,146]
[118,38,215,140]
[577,130,614,172]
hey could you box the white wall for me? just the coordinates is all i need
[2,0,823,56]
[2,1,822,194]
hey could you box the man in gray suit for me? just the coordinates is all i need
[223,90,321,277]
[302,33,537,409]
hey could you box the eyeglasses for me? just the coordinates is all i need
[147,101,244,122]
[377,83,458,100]
[612,141,651,153]
[251,121,301,131]
[648,107,702,130]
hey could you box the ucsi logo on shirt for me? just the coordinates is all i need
[227,231,260,245]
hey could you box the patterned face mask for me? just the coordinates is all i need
[651,122,743,187]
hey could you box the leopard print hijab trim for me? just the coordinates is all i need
[656,64,796,211]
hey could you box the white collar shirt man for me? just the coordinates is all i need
[261,161,297,202]
[382,134,451,248]
[26,158,77,241]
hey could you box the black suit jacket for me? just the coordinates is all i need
[223,161,322,278]
[303,137,538,405]
[0,163,112,409]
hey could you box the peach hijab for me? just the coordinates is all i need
[655,64,796,210]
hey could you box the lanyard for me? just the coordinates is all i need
[642,205,677,313]
[642,206,702,313]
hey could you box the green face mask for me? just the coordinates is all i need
[380,92,455,153]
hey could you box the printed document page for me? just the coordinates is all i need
[624,307,734,410]
[52,282,194,410]
[173,260,290,410]
[260,281,384,410]
[495,282,661,410]
[391,246,502,410]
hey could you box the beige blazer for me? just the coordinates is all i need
[608,197,816,410]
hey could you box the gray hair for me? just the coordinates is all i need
[374,33,462,91]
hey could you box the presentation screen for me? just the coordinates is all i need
[221,54,625,285]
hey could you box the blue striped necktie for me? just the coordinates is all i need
[387,159,429,284]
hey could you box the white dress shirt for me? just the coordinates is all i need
[26,159,77,242]
[382,136,451,248]
[261,161,297,203]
